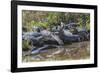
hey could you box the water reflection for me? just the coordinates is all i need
[22,41,90,62]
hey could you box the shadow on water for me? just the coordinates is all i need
[22,41,90,62]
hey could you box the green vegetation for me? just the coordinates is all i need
[22,40,30,51]
[22,10,90,32]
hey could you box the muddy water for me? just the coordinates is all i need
[22,41,90,62]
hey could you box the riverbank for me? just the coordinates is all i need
[22,41,90,62]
